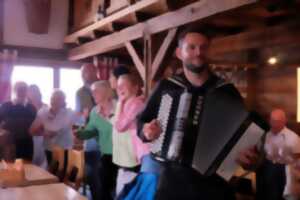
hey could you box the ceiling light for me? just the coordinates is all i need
[268,57,278,65]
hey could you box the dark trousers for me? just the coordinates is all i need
[99,155,118,200]
[256,159,286,200]
[15,138,33,161]
[85,151,102,200]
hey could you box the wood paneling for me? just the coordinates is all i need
[253,64,299,132]
[210,22,300,56]
[106,0,132,15]
[73,0,101,31]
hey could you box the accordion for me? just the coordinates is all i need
[150,79,268,176]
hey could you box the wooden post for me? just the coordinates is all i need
[245,50,259,110]
[125,41,145,81]
[151,28,177,79]
[144,32,152,97]
[125,28,178,95]
[0,0,4,44]
[53,68,60,89]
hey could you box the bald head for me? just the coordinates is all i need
[81,63,98,85]
[13,81,28,102]
[270,109,287,134]
[50,89,66,111]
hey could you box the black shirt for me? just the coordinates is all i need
[0,101,36,160]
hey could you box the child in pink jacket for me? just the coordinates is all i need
[115,73,149,163]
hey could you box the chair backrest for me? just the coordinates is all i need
[64,149,85,190]
[48,146,65,181]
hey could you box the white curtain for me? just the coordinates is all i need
[0,50,17,103]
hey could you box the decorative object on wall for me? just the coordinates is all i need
[0,50,18,103]
[23,0,51,34]
[94,56,119,80]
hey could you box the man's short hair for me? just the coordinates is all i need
[177,26,211,47]
[112,65,130,78]
[51,89,66,100]
[119,72,143,88]
[13,81,28,92]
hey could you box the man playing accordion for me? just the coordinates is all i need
[118,26,262,200]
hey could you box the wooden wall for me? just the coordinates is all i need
[73,0,102,31]
[210,41,300,133]
[253,64,300,132]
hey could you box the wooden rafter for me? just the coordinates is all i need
[144,33,152,96]
[0,0,4,43]
[64,0,162,43]
[0,45,67,61]
[209,21,300,55]
[151,28,177,79]
[68,0,257,60]
[125,41,145,81]
[16,58,83,68]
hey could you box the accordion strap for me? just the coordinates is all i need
[167,77,187,89]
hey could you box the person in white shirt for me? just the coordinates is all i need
[30,89,79,163]
[264,109,300,200]
[28,84,47,169]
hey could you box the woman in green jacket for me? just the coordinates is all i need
[76,80,117,200]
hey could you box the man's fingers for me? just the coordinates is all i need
[236,156,250,166]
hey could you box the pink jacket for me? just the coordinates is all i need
[115,95,149,162]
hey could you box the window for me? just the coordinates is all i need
[297,67,300,122]
[11,65,54,104]
[59,68,82,110]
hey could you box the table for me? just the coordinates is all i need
[0,183,87,200]
[0,163,58,187]
[23,163,59,186]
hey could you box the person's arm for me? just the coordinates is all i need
[137,80,166,142]
[0,105,5,124]
[29,117,44,136]
[75,90,82,113]
[115,98,145,132]
[236,135,266,171]
[75,110,98,140]
[76,129,98,140]
[29,107,45,136]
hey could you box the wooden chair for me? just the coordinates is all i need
[64,149,85,190]
[48,146,65,181]
[231,167,256,200]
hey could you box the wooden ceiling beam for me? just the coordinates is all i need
[16,58,83,68]
[209,21,300,55]
[68,0,257,60]
[64,0,162,43]
[0,45,67,61]
[151,28,177,79]
[125,41,145,81]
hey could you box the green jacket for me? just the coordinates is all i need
[77,107,112,155]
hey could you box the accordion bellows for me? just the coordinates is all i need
[150,77,268,176]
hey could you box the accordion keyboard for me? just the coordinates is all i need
[151,94,173,154]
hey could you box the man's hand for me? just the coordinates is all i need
[44,130,57,139]
[236,145,260,170]
[143,119,162,141]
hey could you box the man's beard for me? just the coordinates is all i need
[184,62,207,74]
